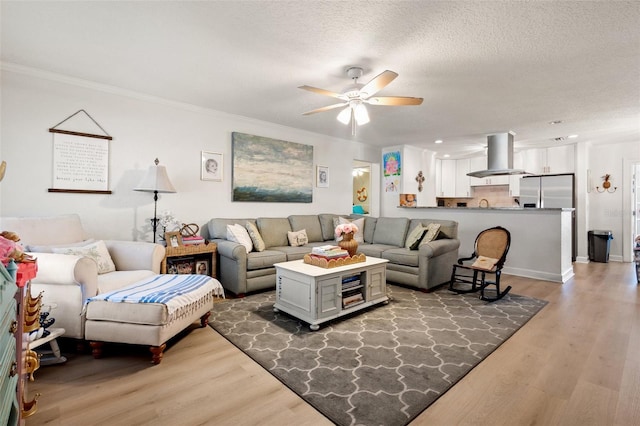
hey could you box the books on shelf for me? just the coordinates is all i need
[343,293,364,308]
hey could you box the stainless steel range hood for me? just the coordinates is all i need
[467,131,528,178]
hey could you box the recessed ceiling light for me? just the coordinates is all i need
[568,134,578,139]
[443,154,450,158]
[549,120,563,125]
[434,139,443,144]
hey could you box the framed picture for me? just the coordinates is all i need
[232,132,313,202]
[195,259,210,276]
[316,165,329,188]
[165,231,183,248]
[201,151,223,181]
[166,256,196,274]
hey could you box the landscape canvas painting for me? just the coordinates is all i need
[232,132,313,202]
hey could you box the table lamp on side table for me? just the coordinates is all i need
[134,158,176,243]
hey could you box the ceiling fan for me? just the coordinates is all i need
[299,67,423,135]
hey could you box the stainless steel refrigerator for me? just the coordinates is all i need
[520,173,576,259]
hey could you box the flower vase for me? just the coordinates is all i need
[339,232,358,257]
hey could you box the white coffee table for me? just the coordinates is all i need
[273,257,388,330]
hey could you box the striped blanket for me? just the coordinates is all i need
[88,274,225,317]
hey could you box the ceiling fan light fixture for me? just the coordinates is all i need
[354,103,369,125]
[337,107,352,124]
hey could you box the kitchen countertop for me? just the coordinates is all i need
[399,206,575,211]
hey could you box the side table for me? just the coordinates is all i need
[161,243,217,278]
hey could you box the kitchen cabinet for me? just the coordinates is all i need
[522,145,575,174]
[468,156,509,186]
[436,159,456,197]
[455,159,471,197]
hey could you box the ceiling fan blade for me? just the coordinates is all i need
[298,85,346,99]
[366,96,424,106]
[302,102,348,115]
[359,70,398,98]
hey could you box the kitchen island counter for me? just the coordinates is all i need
[391,206,574,283]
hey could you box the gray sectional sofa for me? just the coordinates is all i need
[203,214,460,296]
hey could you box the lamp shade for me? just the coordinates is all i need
[134,159,176,193]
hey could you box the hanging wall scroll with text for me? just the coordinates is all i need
[48,110,112,194]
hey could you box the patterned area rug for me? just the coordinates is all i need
[209,285,547,426]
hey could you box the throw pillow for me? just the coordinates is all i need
[337,217,365,243]
[287,229,308,247]
[52,240,116,274]
[226,224,253,254]
[245,222,265,252]
[27,238,96,253]
[420,223,442,245]
[405,225,428,250]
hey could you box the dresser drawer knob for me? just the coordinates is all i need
[9,319,18,333]
[10,361,17,377]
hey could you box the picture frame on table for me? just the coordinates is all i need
[165,231,183,248]
[201,151,223,181]
[316,165,329,188]
[196,259,210,276]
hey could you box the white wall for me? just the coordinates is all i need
[0,70,380,241]
[586,140,640,261]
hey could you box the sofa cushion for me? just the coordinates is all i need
[52,240,116,274]
[96,270,157,294]
[245,222,265,252]
[288,215,323,242]
[287,229,308,247]
[207,218,257,239]
[269,245,312,261]
[0,214,89,247]
[257,218,292,248]
[226,224,253,253]
[318,214,338,241]
[372,217,409,247]
[351,215,377,243]
[357,243,398,258]
[246,250,287,270]
[382,248,419,267]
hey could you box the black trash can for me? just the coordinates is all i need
[588,230,613,263]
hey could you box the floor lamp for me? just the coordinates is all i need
[134,158,176,243]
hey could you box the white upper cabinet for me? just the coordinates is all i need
[437,160,456,197]
[468,156,509,186]
[522,145,575,174]
[455,159,471,197]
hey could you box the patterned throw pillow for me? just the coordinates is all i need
[419,223,442,246]
[245,222,265,252]
[405,225,428,250]
[52,240,116,274]
[226,224,253,254]
[287,229,308,247]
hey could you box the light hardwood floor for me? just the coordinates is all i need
[26,262,639,426]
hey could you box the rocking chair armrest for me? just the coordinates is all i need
[457,254,476,265]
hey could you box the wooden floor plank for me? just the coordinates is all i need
[25,262,640,425]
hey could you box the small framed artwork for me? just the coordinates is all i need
[165,231,183,248]
[201,151,223,181]
[196,259,210,276]
[316,165,329,188]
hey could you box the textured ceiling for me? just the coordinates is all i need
[2,1,639,158]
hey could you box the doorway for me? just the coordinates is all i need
[352,161,370,214]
